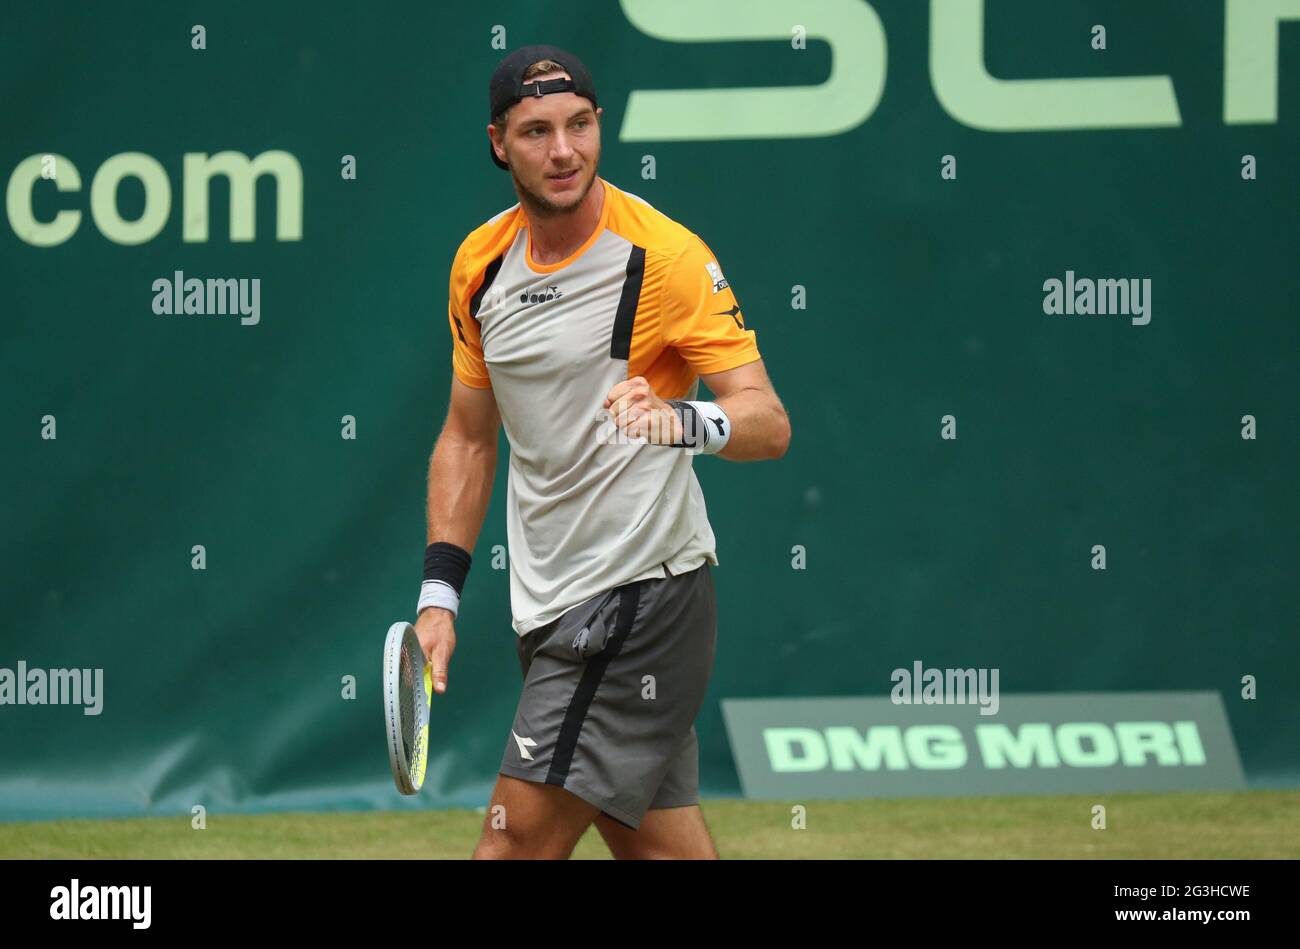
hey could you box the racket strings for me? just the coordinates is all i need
[399,640,418,761]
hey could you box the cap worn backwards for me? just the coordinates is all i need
[487,45,598,170]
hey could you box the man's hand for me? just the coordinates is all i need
[604,376,683,445]
[414,607,456,695]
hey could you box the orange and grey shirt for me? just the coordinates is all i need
[447,178,761,635]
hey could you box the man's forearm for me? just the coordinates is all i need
[714,388,791,461]
[426,432,496,550]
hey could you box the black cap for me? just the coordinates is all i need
[488,45,598,170]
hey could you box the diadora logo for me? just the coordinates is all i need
[519,284,562,307]
[512,730,537,761]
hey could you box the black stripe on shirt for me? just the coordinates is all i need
[469,255,504,318]
[609,245,646,361]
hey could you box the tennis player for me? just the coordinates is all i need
[416,45,791,859]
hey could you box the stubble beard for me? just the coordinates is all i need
[509,155,600,220]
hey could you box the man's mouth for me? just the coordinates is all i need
[548,168,579,184]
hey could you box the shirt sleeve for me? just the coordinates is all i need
[447,244,493,389]
[661,234,761,376]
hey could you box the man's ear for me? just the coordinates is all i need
[487,122,506,164]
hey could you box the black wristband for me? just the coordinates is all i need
[423,542,472,595]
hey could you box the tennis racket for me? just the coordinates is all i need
[382,621,432,795]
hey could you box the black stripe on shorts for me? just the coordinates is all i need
[545,581,642,787]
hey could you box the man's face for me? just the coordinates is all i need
[490,72,601,217]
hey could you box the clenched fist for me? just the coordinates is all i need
[603,376,684,446]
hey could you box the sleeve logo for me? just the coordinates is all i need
[704,260,729,294]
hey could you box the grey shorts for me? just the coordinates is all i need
[498,562,717,829]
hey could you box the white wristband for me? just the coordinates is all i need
[417,579,460,617]
[672,400,732,455]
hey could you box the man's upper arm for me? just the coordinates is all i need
[661,234,761,377]
[445,375,500,446]
[447,241,493,391]
[443,240,499,444]
[699,357,776,400]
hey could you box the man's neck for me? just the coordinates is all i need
[526,177,606,265]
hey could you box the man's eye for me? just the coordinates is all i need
[526,127,545,137]
[572,119,588,130]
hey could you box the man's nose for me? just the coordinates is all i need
[550,131,575,161]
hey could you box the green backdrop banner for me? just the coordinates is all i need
[2,1,1296,821]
